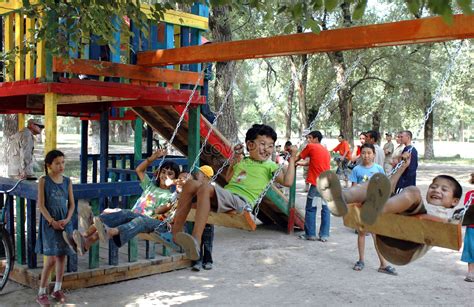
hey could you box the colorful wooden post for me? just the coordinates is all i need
[80,120,89,183]
[44,93,58,153]
[26,199,37,268]
[128,118,142,262]
[15,197,26,264]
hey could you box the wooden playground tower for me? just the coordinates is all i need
[0,0,473,289]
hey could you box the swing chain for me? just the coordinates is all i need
[154,68,206,176]
[387,41,464,178]
[187,62,242,179]
[253,56,362,219]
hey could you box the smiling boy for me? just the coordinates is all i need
[171,124,297,260]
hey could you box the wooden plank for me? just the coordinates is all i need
[14,12,24,81]
[44,92,57,153]
[138,14,474,66]
[57,94,132,105]
[53,58,203,86]
[4,13,14,82]
[186,208,256,231]
[25,17,35,79]
[343,204,462,250]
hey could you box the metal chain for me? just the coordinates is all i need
[386,41,464,178]
[253,56,362,219]
[153,69,206,179]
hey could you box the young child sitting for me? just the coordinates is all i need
[67,150,179,254]
[171,124,297,260]
[348,143,396,275]
[317,152,462,264]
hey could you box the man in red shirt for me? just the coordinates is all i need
[331,134,351,187]
[296,131,331,241]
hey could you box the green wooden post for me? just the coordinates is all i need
[289,175,297,209]
[15,197,26,265]
[188,106,201,171]
[88,199,100,269]
[128,118,143,262]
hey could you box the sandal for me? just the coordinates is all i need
[353,260,364,271]
[465,273,474,282]
[298,234,317,241]
[378,265,398,276]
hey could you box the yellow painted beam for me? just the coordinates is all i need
[18,114,25,130]
[25,17,35,79]
[15,12,25,81]
[140,6,208,30]
[4,13,14,82]
[36,16,46,78]
[44,93,58,153]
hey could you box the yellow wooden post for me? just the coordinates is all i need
[15,12,25,81]
[36,17,46,78]
[5,13,14,82]
[44,93,58,153]
[25,17,35,79]
[18,114,25,130]
[173,25,181,90]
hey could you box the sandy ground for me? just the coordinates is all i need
[1,164,474,306]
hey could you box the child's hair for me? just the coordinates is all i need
[360,143,375,154]
[307,130,323,142]
[155,161,180,183]
[245,124,277,143]
[338,134,344,139]
[432,175,463,199]
[44,149,65,175]
[284,140,292,147]
[366,130,380,143]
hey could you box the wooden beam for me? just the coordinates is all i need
[53,58,203,86]
[138,14,474,66]
[57,95,132,105]
[343,204,462,250]
[44,92,58,153]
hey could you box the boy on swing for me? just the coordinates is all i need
[172,124,297,260]
[317,152,463,264]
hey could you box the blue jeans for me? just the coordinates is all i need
[100,209,160,248]
[304,185,330,238]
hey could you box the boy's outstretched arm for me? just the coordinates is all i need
[225,144,244,182]
[389,152,411,193]
[276,145,297,187]
[136,149,167,182]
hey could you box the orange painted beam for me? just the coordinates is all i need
[138,14,474,66]
[53,58,204,86]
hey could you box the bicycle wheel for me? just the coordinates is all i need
[0,227,14,291]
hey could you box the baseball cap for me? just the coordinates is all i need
[28,119,44,129]
[198,165,214,178]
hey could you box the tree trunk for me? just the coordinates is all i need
[209,5,238,143]
[295,26,308,134]
[90,120,100,154]
[1,115,18,168]
[118,121,130,143]
[325,2,354,146]
[285,77,295,140]
[423,88,435,159]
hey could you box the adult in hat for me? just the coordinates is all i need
[7,118,44,179]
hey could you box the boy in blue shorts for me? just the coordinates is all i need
[172,124,297,260]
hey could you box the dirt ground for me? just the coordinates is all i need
[1,164,473,306]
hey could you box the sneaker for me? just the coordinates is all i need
[78,201,94,230]
[72,230,86,256]
[361,173,391,225]
[93,216,109,244]
[465,273,474,282]
[298,234,317,241]
[62,231,77,253]
[175,232,200,261]
[36,294,51,305]
[317,171,348,217]
[51,290,66,303]
[191,262,201,272]
[202,263,213,270]
[319,237,328,242]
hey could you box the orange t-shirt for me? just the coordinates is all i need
[332,140,351,159]
[300,143,331,186]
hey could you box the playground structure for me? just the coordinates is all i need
[0,0,472,289]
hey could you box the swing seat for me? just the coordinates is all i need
[343,204,462,250]
[186,208,257,231]
[138,231,181,251]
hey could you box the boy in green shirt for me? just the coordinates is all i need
[172,124,297,260]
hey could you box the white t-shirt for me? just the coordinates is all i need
[425,203,455,221]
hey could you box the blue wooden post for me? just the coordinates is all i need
[80,120,89,183]
[5,195,14,248]
[146,125,153,157]
[26,199,37,268]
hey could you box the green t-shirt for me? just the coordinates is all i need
[224,158,279,207]
[131,174,172,217]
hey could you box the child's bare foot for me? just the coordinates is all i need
[317,170,348,217]
[361,173,391,225]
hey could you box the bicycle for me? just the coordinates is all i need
[0,179,23,291]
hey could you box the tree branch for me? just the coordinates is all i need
[350,76,394,92]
